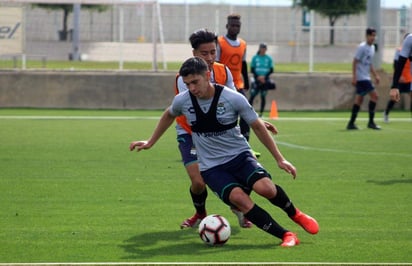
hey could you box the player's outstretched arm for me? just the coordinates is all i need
[250,119,296,178]
[129,107,176,152]
[263,121,278,135]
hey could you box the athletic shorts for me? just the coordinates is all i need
[355,80,375,96]
[177,133,197,166]
[200,151,271,206]
[398,82,412,93]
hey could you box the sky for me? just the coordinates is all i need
[157,0,412,9]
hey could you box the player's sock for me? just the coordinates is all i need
[190,187,207,215]
[244,204,287,239]
[269,184,296,217]
[349,104,360,124]
[368,100,377,123]
[410,100,412,115]
[385,100,395,115]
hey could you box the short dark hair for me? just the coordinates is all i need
[179,57,208,77]
[189,29,217,50]
[366,27,376,35]
[227,13,241,22]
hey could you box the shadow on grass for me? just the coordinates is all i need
[120,226,272,260]
[367,178,412,185]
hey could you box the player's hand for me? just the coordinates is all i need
[374,75,380,85]
[129,140,151,152]
[263,121,278,135]
[351,77,357,86]
[257,76,266,83]
[390,88,400,102]
[278,160,297,179]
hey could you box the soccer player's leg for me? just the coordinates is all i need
[177,134,207,229]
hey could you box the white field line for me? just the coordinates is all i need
[276,140,412,158]
[0,116,159,120]
[0,116,410,122]
[1,263,411,266]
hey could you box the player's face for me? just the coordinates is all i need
[226,19,241,37]
[182,72,211,99]
[193,42,217,71]
[366,32,376,45]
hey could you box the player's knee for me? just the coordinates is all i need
[253,178,276,199]
[228,187,253,211]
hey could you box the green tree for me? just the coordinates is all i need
[32,4,109,41]
[294,0,367,45]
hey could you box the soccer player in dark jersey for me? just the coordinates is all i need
[391,32,412,104]
[384,39,412,122]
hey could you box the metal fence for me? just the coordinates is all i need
[0,1,410,70]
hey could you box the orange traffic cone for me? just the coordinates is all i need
[269,100,278,120]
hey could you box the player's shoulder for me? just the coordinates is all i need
[213,61,226,68]
[217,35,225,43]
[175,88,190,99]
[220,85,240,97]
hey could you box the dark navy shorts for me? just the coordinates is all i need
[355,80,375,96]
[398,82,412,93]
[200,151,271,206]
[177,133,197,166]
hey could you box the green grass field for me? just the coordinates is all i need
[0,60,393,73]
[0,109,411,264]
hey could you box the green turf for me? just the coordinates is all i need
[0,59,393,73]
[0,109,411,263]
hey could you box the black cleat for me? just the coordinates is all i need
[346,123,359,130]
[367,122,381,130]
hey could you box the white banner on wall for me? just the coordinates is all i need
[0,7,23,55]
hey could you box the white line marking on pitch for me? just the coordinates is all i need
[277,140,412,157]
[0,116,410,122]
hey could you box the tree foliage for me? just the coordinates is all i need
[32,4,109,41]
[294,0,367,45]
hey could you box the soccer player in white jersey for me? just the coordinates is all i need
[174,29,252,229]
[130,57,319,247]
[346,27,381,130]
[175,29,277,230]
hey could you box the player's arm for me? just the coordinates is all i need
[250,119,296,178]
[224,66,236,91]
[351,58,358,86]
[390,55,407,102]
[242,60,249,90]
[370,64,380,85]
[265,67,273,80]
[130,107,176,152]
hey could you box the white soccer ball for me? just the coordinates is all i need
[198,214,231,246]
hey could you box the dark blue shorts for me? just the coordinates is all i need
[200,151,271,206]
[177,133,197,166]
[356,80,375,96]
[398,82,412,93]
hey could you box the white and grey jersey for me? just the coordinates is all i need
[170,85,259,171]
[175,69,236,135]
[354,41,375,81]
[400,34,412,59]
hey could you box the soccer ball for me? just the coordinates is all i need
[198,214,231,246]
